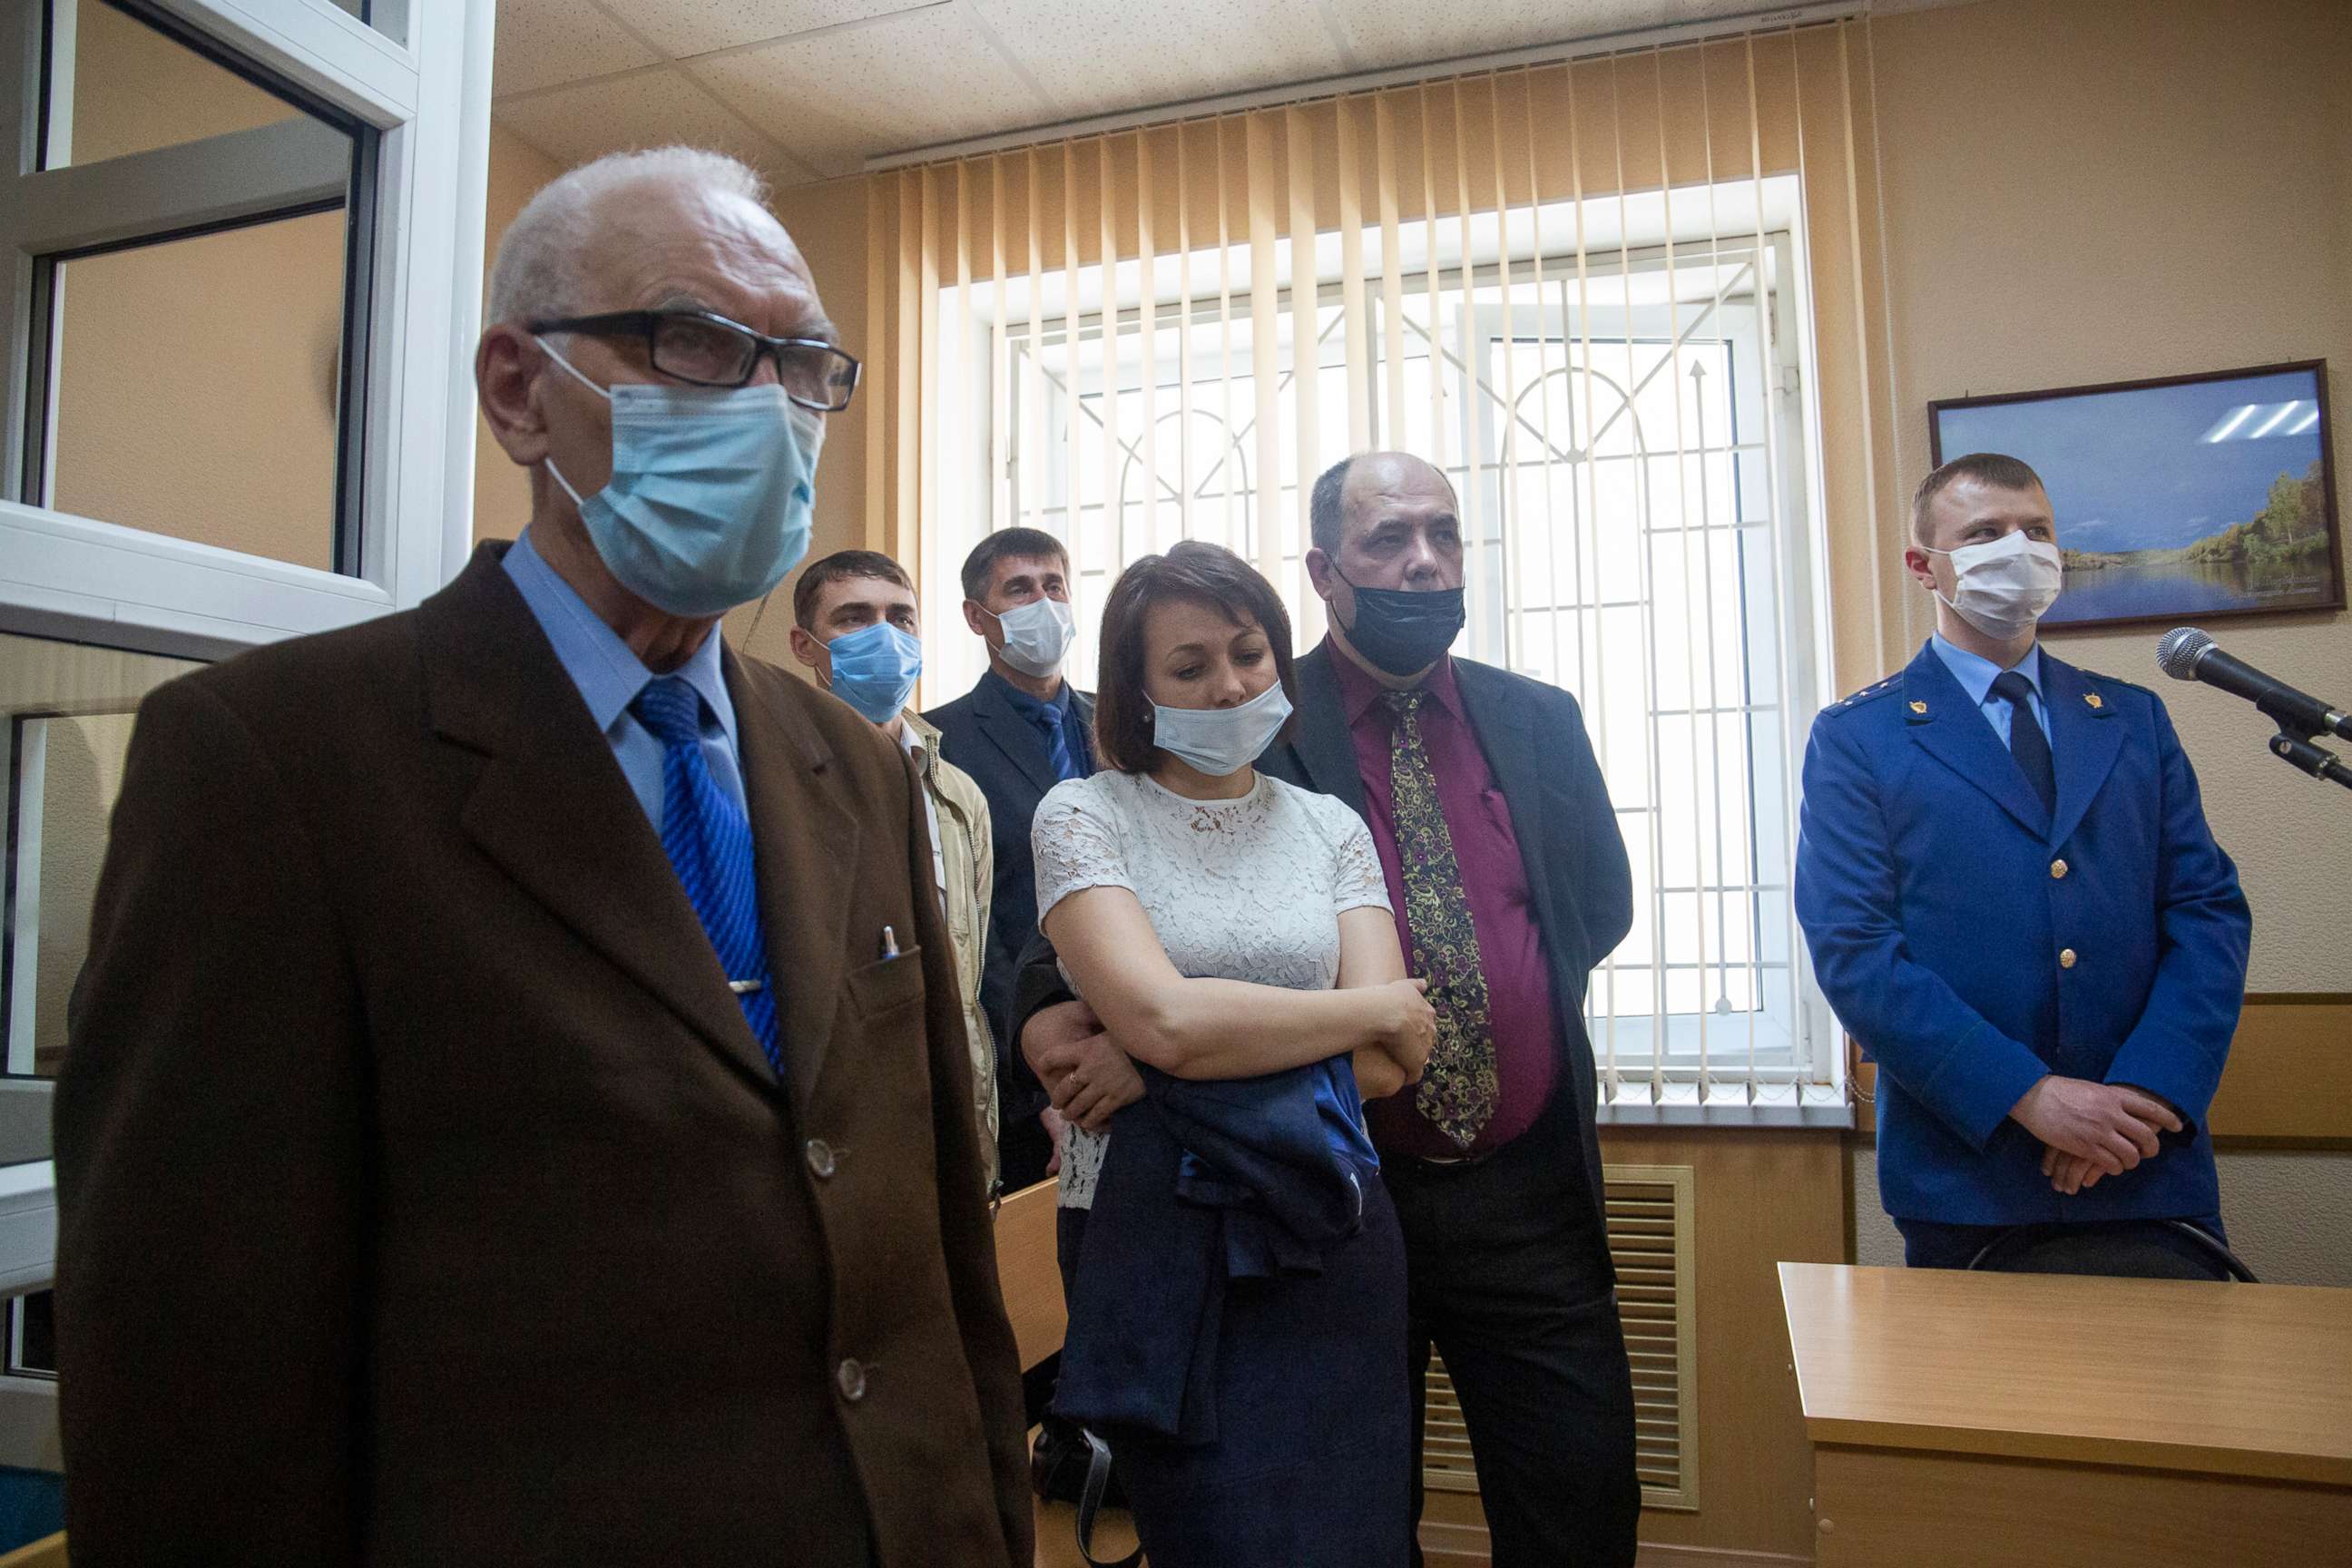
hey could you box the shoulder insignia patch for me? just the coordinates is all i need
[1826,678,1903,716]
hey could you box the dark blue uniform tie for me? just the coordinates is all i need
[1028,701,1083,783]
[1991,670,2056,819]
[632,676,783,1078]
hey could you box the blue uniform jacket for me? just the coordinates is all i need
[1793,641,2249,1226]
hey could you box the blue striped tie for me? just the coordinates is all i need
[632,676,783,1078]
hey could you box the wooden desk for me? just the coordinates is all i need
[1779,1262,2352,1567]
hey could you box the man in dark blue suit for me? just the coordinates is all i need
[1019,453,1639,1568]
[1795,452,2251,1269]
[926,527,1095,1191]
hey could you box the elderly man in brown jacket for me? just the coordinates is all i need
[52,146,1029,1567]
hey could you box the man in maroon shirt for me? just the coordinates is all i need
[1020,451,1638,1567]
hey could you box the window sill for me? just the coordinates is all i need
[1598,1098,1856,1132]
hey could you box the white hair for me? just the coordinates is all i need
[485,145,772,327]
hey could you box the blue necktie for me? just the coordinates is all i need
[1991,671,2056,819]
[632,676,784,1078]
[1029,700,1082,783]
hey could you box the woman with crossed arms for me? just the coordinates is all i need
[1031,541,1435,1566]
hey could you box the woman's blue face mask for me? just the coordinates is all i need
[539,338,823,618]
[825,620,924,725]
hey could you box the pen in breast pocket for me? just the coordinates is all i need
[880,925,899,960]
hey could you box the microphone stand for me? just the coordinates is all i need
[2268,730,2352,792]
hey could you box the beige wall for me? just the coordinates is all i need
[66,0,296,163]
[1871,0,2352,995]
[472,124,563,544]
[1856,0,2352,1287]
[50,3,346,568]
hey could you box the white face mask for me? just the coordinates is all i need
[1924,531,2063,641]
[1150,680,1293,778]
[988,595,1078,678]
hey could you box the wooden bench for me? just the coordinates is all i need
[0,1533,65,1567]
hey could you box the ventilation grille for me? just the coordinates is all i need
[1421,1162,1697,1512]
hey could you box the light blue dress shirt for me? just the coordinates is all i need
[1929,632,2051,750]
[503,529,748,829]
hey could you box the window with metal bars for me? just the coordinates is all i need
[936,183,1841,1111]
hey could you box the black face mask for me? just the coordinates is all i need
[1331,566,1465,678]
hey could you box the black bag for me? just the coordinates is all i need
[1028,1416,1124,1504]
[1037,1427,1142,1568]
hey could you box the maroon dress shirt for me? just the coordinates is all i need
[1330,651,1561,1157]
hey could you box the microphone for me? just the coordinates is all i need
[2156,627,2352,742]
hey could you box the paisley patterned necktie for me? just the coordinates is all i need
[1383,691,1498,1148]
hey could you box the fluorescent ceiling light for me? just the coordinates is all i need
[2203,404,2256,442]
[2249,401,2301,439]
[2288,408,2320,436]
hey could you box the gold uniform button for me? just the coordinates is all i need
[2059,948,2078,969]
[2051,858,2069,879]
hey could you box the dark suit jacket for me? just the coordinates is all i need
[54,544,1031,1567]
[1016,641,1632,1232]
[922,675,1095,1174]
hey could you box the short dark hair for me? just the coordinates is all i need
[792,549,914,632]
[1093,541,1298,775]
[960,527,1071,603]
[1912,452,2048,542]
[1309,455,1356,554]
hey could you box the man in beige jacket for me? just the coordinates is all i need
[791,550,1001,1188]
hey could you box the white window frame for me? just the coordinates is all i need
[0,0,495,1435]
[0,0,495,660]
[952,190,1848,1125]
[1455,249,1838,1117]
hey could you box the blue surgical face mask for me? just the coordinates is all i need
[825,621,924,725]
[540,339,823,618]
[1150,678,1293,777]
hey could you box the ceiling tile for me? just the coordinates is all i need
[494,64,790,176]
[1324,0,1673,73]
[628,0,925,62]
[694,6,1053,178]
[968,0,1351,121]
[493,0,661,96]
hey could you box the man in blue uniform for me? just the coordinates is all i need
[1795,452,2250,1268]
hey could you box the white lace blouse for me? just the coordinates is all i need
[1031,769,1392,1210]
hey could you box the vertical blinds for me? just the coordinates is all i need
[865,20,1900,1108]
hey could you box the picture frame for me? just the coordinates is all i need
[1927,360,2343,631]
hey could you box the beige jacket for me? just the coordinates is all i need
[906,710,999,1190]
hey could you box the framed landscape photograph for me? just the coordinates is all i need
[1928,361,2342,631]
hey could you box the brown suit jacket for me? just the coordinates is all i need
[53,544,1032,1566]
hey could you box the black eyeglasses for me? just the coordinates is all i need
[527,309,861,411]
